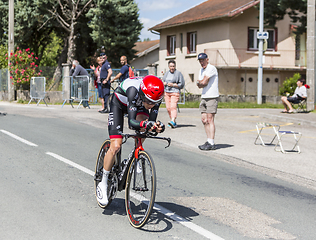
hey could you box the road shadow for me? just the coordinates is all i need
[102,198,126,216]
[174,124,196,128]
[102,199,199,233]
[140,201,199,233]
[215,143,234,149]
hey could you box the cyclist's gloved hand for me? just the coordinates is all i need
[141,121,156,131]
[157,121,165,133]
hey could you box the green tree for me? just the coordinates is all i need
[279,73,301,96]
[0,0,61,66]
[0,45,7,69]
[37,0,96,89]
[264,0,307,35]
[87,0,142,67]
[38,0,94,64]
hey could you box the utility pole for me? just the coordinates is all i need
[307,0,315,111]
[8,0,14,101]
[257,0,265,104]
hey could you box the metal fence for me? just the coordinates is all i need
[110,68,149,79]
[62,75,90,108]
[28,77,48,106]
[0,69,8,92]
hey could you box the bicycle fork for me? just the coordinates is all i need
[132,138,148,192]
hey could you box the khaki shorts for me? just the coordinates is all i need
[199,98,218,114]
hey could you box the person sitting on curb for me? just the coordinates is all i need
[281,78,307,113]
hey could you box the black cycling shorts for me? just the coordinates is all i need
[107,94,149,138]
[287,96,301,104]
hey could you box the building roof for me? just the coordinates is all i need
[149,0,259,31]
[133,40,160,57]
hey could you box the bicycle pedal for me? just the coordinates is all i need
[94,174,102,181]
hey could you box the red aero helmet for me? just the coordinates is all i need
[140,75,164,103]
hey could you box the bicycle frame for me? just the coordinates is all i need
[95,129,171,228]
[119,131,171,191]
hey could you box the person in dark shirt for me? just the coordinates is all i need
[70,60,89,76]
[71,60,89,108]
[99,54,113,113]
[111,56,130,83]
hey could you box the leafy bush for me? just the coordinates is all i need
[0,45,8,69]
[7,47,41,90]
[279,73,301,96]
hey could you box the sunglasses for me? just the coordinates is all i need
[143,98,156,105]
[140,95,158,105]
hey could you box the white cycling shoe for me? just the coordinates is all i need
[96,170,109,206]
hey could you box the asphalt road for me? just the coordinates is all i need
[1,109,316,239]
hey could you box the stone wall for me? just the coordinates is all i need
[16,90,63,104]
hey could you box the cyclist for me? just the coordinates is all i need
[96,75,165,206]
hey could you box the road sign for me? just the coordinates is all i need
[257,31,269,39]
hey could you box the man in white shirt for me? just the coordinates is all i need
[281,78,307,113]
[196,53,219,150]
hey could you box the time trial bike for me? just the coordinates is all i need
[94,130,171,228]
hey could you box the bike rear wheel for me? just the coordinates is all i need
[125,151,156,228]
[94,139,118,209]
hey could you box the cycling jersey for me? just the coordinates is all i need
[108,77,160,138]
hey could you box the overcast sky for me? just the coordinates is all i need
[135,0,206,41]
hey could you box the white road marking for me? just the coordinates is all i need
[47,151,225,240]
[153,203,225,240]
[1,127,224,240]
[0,129,38,147]
[46,152,95,176]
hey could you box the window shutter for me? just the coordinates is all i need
[274,28,278,51]
[167,36,170,56]
[187,32,190,54]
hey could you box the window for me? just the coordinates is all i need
[248,28,277,51]
[187,32,197,54]
[167,35,176,56]
[189,73,194,82]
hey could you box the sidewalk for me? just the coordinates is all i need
[1,102,316,190]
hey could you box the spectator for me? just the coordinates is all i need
[71,60,89,108]
[162,60,185,128]
[281,78,307,113]
[90,57,105,112]
[99,54,113,113]
[111,56,130,83]
[196,53,219,151]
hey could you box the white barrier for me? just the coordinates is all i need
[28,77,48,106]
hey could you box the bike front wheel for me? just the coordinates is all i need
[125,151,156,228]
